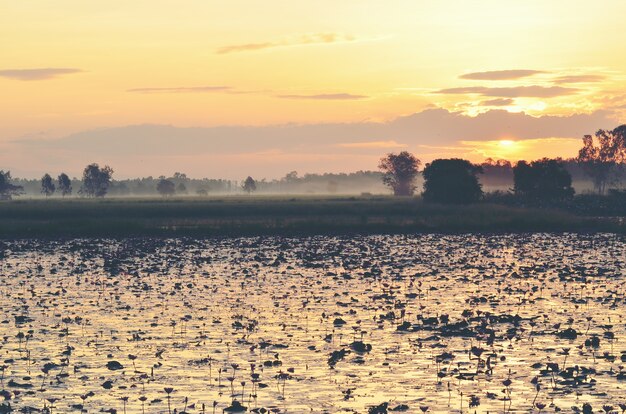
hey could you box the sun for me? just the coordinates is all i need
[467,139,523,160]
[498,140,516,148]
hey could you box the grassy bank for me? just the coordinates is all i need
[0,196,623,238]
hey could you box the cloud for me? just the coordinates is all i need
[480,98,514,106]
[436,85,578,98]
[553,74,605,84]
[216,32,354,54]
[215,42,276,54]
[337,140,406,149]
[126,86,232,93]
[276,93,367,100]
[0,68,83,81]
[460,70,545,80]
[8,108,618,178]
[16,109,616,153]
[11,109,619,168]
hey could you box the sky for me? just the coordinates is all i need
[2,0,626,179]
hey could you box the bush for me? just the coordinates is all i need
[513,158,574,202]
[422,159,483,204]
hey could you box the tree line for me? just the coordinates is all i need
[0,169,386,199]
[0,164,115,200]
[1,125,625,201]
[378,125,626,203]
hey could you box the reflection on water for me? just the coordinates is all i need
[0,234,624,413]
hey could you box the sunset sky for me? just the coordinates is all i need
[2,1,626,178]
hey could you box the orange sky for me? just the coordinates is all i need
[1,1,625,178]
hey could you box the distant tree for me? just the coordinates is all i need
[80,163,114,197]
[40,173,56,197]
[479,158,514,189]
[196,187,209,197]
[577,126,626,194]
[326,180,338,194]
[176,182,187,195]
[378,151,421,196]
[0,170,24,200]
[156,178,176,197]
[284,171,299,182]
[481,158,513,170]
[57,173,72,197]
[110,181,131,196]
[422,158,483,204]
[513,158,574,201]
[242,176,257,194]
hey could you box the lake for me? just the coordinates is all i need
[1,234,624,413]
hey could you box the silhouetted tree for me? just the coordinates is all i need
[378,151,421,196]
[156,178,176,197]
[40,173,56,197]
[284,171,299,182]
[57,173,72,197]
[577,126,626,194]
[80,163,113,197]
[513,158,574,201]
[176,182,187,195]
[422,158,483,204]
[0,170,24,200]
[242,176,257,194]
[481,158,512,169]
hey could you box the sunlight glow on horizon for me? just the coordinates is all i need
[460,137,581,163]
[499,140,516,148]
[2,1,626,177]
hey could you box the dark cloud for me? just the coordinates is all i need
[480,98,514,106]
[15,108,614,154]
[436,85,578,98]
[553,74,605,84]
[0,68,83,81]
[9,108,617,178]
[460,70,545,80]
[276,93,368,100]
[127,86,232,93]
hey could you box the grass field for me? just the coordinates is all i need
[0,195,623,238]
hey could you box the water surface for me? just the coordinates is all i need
[1,234,625,413]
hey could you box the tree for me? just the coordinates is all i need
[283,171,299,182]
[0,170,24,200]
[422,158,483,204]
[196,187,209,197]
[57,173,72,197]
[80,163,114,197]
[242,176,257,194]
[156,178,176,197]
[176,182,187,195]
[40,173,56,197]
[378,151,421,196]
[577,126,626,194]
[513,158,574,201]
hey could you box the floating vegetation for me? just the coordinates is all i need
[0,234,624,412]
